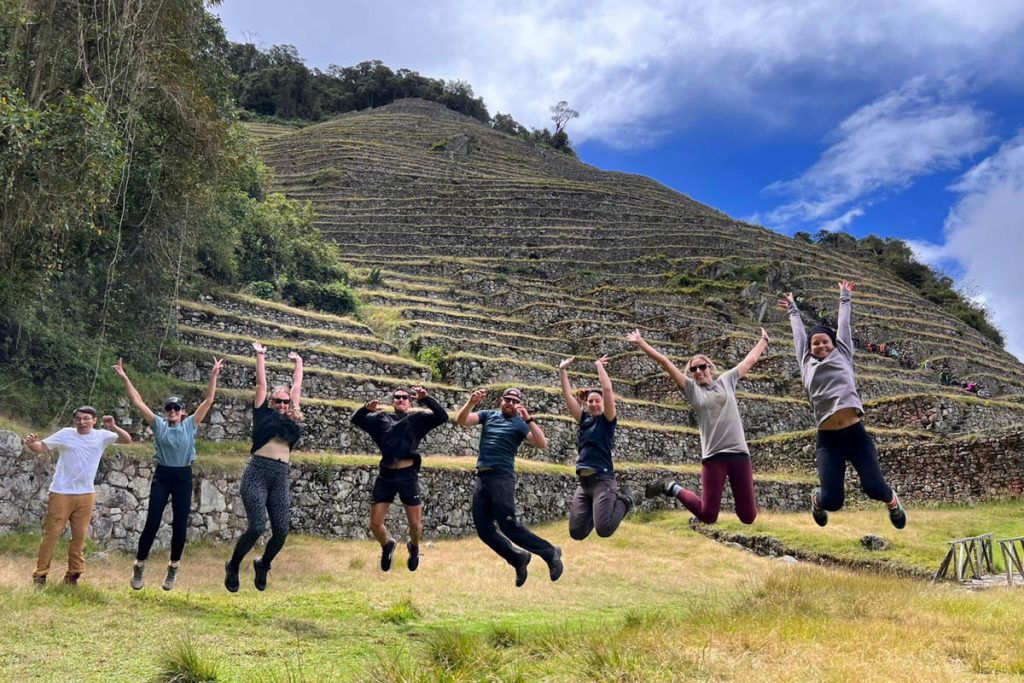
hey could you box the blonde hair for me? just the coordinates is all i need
[686,354,717,376]
[269,386,303,422]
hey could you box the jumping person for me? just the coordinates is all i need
[628,328,769,524]
[24,406,132,586]
[114,357,223,591]
[454,387,563,587]
[778,281,906,528]
[351,385,447,572]
[225,341,303,592]
[558,355,638,539]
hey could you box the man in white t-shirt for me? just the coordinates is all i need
[24,405,132,586]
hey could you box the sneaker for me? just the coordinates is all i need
[407,542,420,572]
[514,551,531,588]
[162,565,178,591]
[380,538,397,572]
[253,557,269,591]
[224,561,240,593]
[32,576,46,588]
[547,546,564,582]
[888,496,907,530]
[131,563,145,590]
[63,573,80,587]
[811,490,828,527]
[645,475,675,499]
[618,485,643,510]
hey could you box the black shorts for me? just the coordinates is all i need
[371,467,422,506]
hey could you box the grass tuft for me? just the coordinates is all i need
[379,597,421,624]
[153,635,221,683]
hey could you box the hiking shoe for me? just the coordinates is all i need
[645,475,675,499]
[514,551,531,588]
[131,563,145,590]
[224,561,240,593]
[888,496,907,530]
[811,490,828,527]
[63,573,80,587]
[407,542,420,572]
[547,546,564,582]
[619,485,643,510]
[32,576,46,588]
[253,557,269,591]
[380,538,397,572]
[162,565,178,591]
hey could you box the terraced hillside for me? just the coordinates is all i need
[164,99,1024,526]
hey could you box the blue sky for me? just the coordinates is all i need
[214,1,1024,360]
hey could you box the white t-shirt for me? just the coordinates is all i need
[42,428,120,494]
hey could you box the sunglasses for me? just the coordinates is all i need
[393,394,410,400]
[270,398,291,405]
[689,363,709,373]
[164,406,183,412]
[502,396,522,405]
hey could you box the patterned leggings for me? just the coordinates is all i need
[229,456,291,570]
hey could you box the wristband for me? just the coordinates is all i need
[525,418,535,424]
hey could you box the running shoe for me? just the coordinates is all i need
[253,557,269,591]
[888,496,907,529]
[162,564,178,591]
[811,490,828,527]
[407,542,420,572]
[547,546,564,582]
[131,563,145,590]
[514,551,531,588]
[380,538,397,572]
[645,475,675,499]
[224,561,240,593]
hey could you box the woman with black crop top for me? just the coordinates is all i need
[224,341,303,593]
[559,355,638,540]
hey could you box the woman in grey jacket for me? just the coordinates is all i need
[778,281,906,528]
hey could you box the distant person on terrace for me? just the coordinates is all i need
[455,387,563,587]
[629,328,769,525]
[351,385,447,573]
[24,406,132,587]
[225,341,303,593]
[558,355,640,540]
[778,281,906,529]
[115,356,223,592]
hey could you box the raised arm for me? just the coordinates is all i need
[455,389,486,427]
[558,357,583,422]
[517,404,548,450]
[777,292,807,362]
[23,433,48,453]
[837,281,855,350]
[626,329,687,390]
[595,355,616,420]
[253,341,268,407]
[103,415,133,444]
[735,328,771,379]
[412,386,448,430]
[191,358,224,425]
[288,351,304,408]
[113,358,155,425]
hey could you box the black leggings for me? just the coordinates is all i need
[816,422,893,511]
[472,469,556,566]
[229,456,291,570]
[136,465,193,562]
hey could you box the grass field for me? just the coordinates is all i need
[3,506,1024,682]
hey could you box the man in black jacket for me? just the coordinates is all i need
[351,386,447,572]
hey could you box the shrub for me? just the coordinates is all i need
[281,280,357,316]
[310,167,342,186]
[416,345,446,382]
[249,281,277,300]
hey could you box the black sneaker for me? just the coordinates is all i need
[63,573,80,587]
[514,551,531,588]
[811,490,828,527]
[224,561,240,593]
[888,496,907,530]
[407,542,419,572]
[253,557,269,591]
[380,538,397,572]
[32,576,46,588]
[547,546,563,582]
[162,564,178,591]
[645,475,675,499]
[131,563,145,590]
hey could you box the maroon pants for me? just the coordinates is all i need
[677,456,757,524]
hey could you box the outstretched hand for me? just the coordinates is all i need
[838,280,857,293]
[252,340,266,354]
[102,415,116,429]
[211,357,224,375]
[626,329,644,345]
[287,351,303,363]
[412,386,428,401]
[559,356,575,369]
[469,388,487,405]
[595,354,609,368]
[365,400,381,412]
[113,357,128,379]
[776,292,795,311]
[760,327,771,344]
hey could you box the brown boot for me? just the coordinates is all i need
[63,572,80,586]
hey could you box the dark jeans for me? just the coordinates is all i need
[816,422,893,510]
[229,456,291,570]
[569,474,628,539]
[472,469,556,566]
[136,465,193,562]
[677,455,758,525]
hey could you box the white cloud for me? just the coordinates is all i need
[760,78,993,230]
[818,207,865,233]
[215,0,1024,146]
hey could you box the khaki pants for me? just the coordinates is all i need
[33,492,96,579]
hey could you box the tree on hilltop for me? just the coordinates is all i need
[551,100,579,136]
